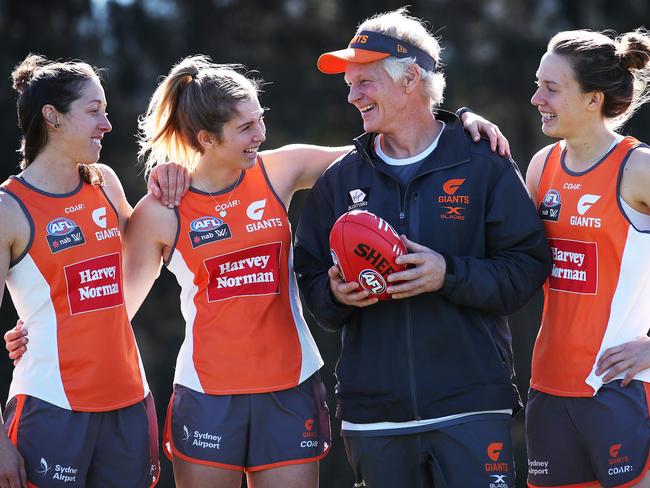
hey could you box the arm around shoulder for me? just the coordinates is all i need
[123,193,177,320]
[261,144,351,204]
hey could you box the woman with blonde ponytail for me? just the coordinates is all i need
[526,28,650,487]
[120,54,353,488]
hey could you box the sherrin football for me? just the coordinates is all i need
[329,210,407,300]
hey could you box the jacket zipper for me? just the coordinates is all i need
[399,183,421,420]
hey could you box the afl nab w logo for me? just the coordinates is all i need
[247,199,266,220]
[46,217,85,253]
[539,189,562,222]
[358,269,386,294]
[189,216,232,248]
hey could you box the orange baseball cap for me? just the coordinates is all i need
[318,31,436,74]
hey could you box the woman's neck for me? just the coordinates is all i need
[21,156,82,193]
[563,123,618,172]
[192,158,241,194]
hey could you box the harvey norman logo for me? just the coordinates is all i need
[548,237,598,295]
[203,242,282,302]
[64,253,124,315]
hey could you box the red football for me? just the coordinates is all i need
[329,210,407,300]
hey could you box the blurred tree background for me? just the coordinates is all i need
[1,1,648,486]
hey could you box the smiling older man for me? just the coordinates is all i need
[294,8,551,488]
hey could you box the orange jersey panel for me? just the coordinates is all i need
[2,177,147,411]
[167,158,322,394]
[531,137,650,396]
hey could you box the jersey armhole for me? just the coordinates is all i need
[98,184,120,220]
[1,187,35,268]
[257,156,288,214]
[163,207,182,267]
[616,142,650,234]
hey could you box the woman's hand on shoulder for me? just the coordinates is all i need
[146,162,191,209]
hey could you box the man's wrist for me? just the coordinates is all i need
[455,106,473,120]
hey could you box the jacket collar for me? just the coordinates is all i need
[352,109,472,175]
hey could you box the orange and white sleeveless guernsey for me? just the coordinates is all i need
[1,176,148,411]
[531,136,650,396]
[166,157,322,394]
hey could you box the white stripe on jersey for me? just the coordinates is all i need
[6,255,70,409]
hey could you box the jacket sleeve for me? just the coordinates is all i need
[294,177,356,331]
[438,159,552,315]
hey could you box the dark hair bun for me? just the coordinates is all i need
[11,54,50,94]
[619,30,650,71]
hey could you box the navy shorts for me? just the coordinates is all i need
[526,381,650,487]
[4,393,160,488]
[164,373,331,471]
[343,415,514,488]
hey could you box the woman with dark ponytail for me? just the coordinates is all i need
[526,28,650,488]
[0,54,161,488]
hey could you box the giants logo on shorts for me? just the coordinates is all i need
[203,242,281,301]
[548,238,598,294]
[303,418,317,438]
[608,443,630,465]
[485,442,509,473]
[189,216,232,248]
[539,189,561,222]
[46,217,85,253]
[64,253,124,315]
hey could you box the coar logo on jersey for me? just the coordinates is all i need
[189,216,231,248]
[570,194,602,228]
[539,189,561,222]
[46,217,85,253]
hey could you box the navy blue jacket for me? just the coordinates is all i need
[294,111,551,424]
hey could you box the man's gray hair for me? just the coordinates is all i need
[357,8,446,108]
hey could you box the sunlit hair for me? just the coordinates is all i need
[138,55,261,175]
[11,53,103,184]
[549,28,650,129]
[357,7,446,108]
